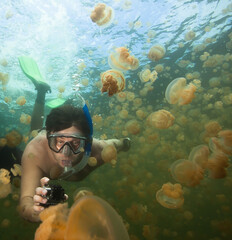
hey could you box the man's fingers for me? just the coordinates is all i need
[35,187,47,196]
[40,177,50,187]
[33,205,45,212]
[33,195,47,204]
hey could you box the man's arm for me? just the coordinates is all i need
[20,144,45,222]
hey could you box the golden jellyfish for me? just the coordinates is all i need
[136,109,146,119]
[169,159,204,187]
[125,119,140,135]
[34,203,68,240]
[90,3,114,27]
[0,72,9,85]
[156,182,184,209]
[184,30,196,41]
[10,164,21,177]
[154,64,164,73]
[0,168,11,184]
[119,109,128,119]
[81,78,89,86]
[66,195,130,240]
[165,77,197,105]
[108,47,139,71]
[58,85,65,93]
[188,145,210,169]
[116,92,127,102]
[88,157,98,167]
[204,121,222,137]
[16,96,26,106]
[35,194,129,240]
[207,151,229,179]
[5,130,22,148]
[20,113,31,125]
[0,138,7,147]
[147,109,175,129]
[101,144,117,163]
[101,69,125,96]
[139,69,158,83]
[148,45,166,61]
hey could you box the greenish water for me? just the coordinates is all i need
[0,0,232,239]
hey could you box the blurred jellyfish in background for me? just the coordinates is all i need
[108,47,139,72]
[184,30,196,41]
[101,144,117,163]
[139,68,158,83]
[0,169,11,199]
[101,69,125,96]
[165,77,197,105]
[148,45,166,61]
[146,109,175,129]
[5,130,22,148]
[156,182,184,209]
[188,145,210,169]
[16,96,26,106]
[90,3,114,28]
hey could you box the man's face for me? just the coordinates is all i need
[48,126,85,168]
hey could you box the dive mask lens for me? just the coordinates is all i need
[48,134,86,154]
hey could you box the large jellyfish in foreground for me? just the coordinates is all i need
[156,182,184,209]
[108,47,139,72]
[101,69,125,96]
[34,192,130,240]
[90,3,114,28]
[165,77,197,105]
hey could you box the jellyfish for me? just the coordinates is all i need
[101,69,125,96]
[90,3,114,28]
[139,69,158,83]
[58,85,65,93]
[188,145,210,169]
[146,109,175,129]
[16,96,26,106]
[169,159,204,187]
[108,47,139,71]
[156,182,184,209]
[0,168,11,184]
[20,113,31,124]
[10,164,21,177]
[184,30,196,41]
[65,195,130,239]
[101,144,117,163]
[116,92,127,102]
[165,77,197,105]
[0,72,9,85]
[209,130,232,156]
[5,130,22,148]
[0,138,7,147]
[88,157,98,167]
[207,151,229,179]
[34,203,68,240]
[148,45,166,61]
[125,119,141,135]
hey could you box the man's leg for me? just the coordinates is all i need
[31,83,51,132]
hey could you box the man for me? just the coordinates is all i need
[20,84,130,222]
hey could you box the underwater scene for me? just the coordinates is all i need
[0,0,232,239]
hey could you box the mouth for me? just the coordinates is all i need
[61,160,72,167]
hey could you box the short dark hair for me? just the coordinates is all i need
[45,105,91,138]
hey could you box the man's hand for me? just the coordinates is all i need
[33,177,49,212]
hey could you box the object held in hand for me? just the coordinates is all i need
[40,184,66,208]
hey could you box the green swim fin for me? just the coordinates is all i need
[46,98,66,108]
[18,56,46,84]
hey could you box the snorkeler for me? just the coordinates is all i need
[18,57,131,222]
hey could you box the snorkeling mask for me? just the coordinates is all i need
[48,133,86,155]
[48,93,93,179]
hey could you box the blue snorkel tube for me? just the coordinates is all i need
[58,93,93,180]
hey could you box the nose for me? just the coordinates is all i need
[61,144,71,156]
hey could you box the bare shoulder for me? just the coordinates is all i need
[22,131,48,164]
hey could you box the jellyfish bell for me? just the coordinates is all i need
[188,145,210,169]
[165,77,197,105]
[148,45,166,61]
[101,69,125,97]
[156,182,184,209]
[146,109,175,129]
[169,159,204,187]
[65,195,130,240]
[101,144,117,163]
[90,3,115,28]
[108,47,139,72]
